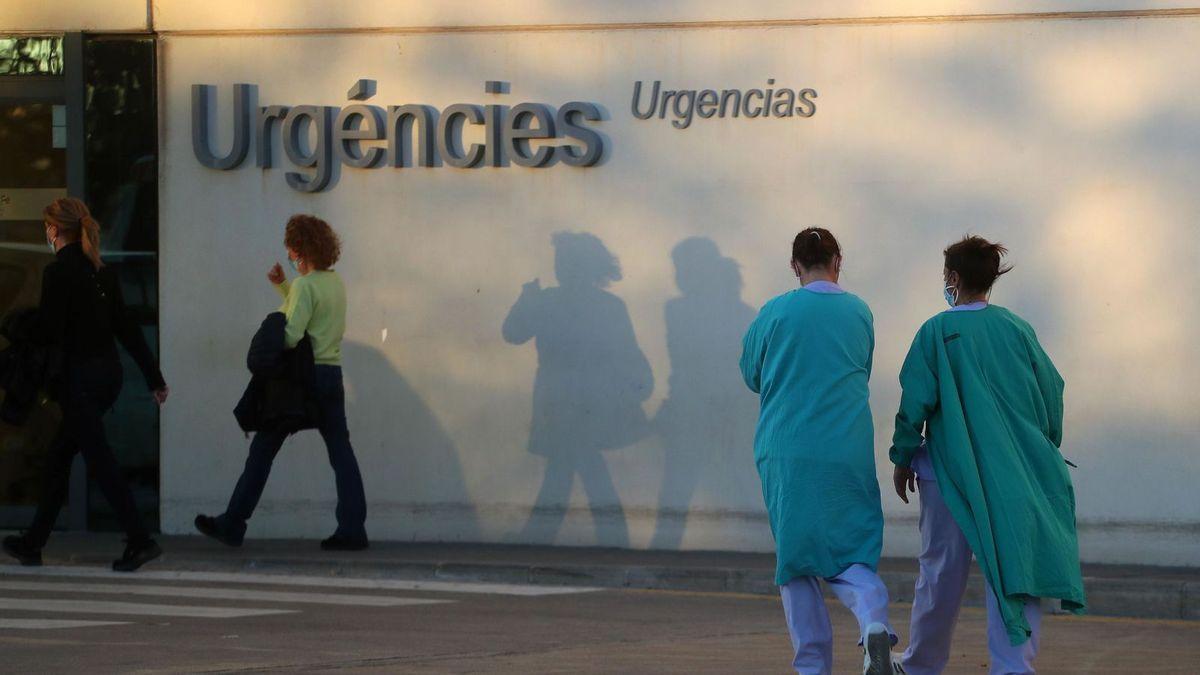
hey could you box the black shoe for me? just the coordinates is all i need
[320,534,369,551]
[194,514,243,547]
[2,534,42,566]
[112,538,162,572]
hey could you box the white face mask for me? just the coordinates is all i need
[46,229,57,254]
[944,284,959,308]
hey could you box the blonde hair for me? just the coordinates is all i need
[44,197,103,270]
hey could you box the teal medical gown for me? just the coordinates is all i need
[890,304,1086,645]
[740,284,883,585]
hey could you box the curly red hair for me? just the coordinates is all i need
[285,214,341,270]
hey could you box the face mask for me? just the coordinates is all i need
[289,257,301,272]
[46,228,56,253]
[943,284,959,308]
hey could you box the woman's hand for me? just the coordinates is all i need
[267,262,285,285]
[893,465,916,504]
[153,386,170,406]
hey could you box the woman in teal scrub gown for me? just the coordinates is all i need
[890,236,1085,675]
[741,228,899,675]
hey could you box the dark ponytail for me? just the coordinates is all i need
[792,227,841,270]
[943,235,1012,294]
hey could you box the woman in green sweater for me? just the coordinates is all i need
[195,214,368,550]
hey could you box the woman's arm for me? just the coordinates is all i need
[890,326,939,468]
[108,270,167,391]
[864,308,876,381]
[1027,330,1065,448]
[280,278,314,349]
[739,311,767,394]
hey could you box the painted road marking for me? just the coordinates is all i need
[0,618,129,630]
[0,580,452,607]
[0,598,296,619]
[2,565,600,596]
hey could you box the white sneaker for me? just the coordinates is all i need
[862,623,895,675]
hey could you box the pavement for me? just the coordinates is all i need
[1,554,1199,673]
[12,532,1199,621]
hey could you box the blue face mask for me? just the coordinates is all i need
[289,257,300,272]
[944,284,958,308]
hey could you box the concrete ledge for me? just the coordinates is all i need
[8,533,1197,621]
[1184,583,1200,621]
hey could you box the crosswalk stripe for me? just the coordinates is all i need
[2,565,600,596]
[0,597,296,618]
[0,580,451,607]
[0,618,129,630]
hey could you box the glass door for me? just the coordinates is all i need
[0,34,160,534]
[0,36,69,528]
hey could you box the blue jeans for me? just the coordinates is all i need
[220,365,367,541]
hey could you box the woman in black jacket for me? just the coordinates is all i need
[2,197,169,572]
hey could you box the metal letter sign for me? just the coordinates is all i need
[629,79,818,128]
[191,80,606,192]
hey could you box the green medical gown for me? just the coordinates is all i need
[740,287,883,585]
[890,304,1086,645]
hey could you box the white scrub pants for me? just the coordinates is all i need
[780,563,895,675]
[902,478,1042,675]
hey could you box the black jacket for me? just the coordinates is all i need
[233,312,318,434]
[0,307,62,425]
[36,243,164,390]
[0,243,163,425]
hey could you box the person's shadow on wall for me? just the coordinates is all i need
[340,341,480,540]
[650,237,759,550]
[502,232,653,548]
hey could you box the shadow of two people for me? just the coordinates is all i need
[503,232,759,549]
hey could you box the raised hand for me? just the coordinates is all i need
[267,262,286,285]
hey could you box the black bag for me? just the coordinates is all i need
[0,307,62,425]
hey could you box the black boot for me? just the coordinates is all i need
[2,534,42,566]
[320,534,369,551]
[194,514,243,547]
[112,538,162,572]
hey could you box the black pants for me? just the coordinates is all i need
[219,365,367,540]
[26,359,149,549]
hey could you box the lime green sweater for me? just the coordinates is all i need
[274,270,346,365]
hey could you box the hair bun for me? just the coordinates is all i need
[792,227,841,270]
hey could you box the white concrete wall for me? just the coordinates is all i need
[0,1,148,32]
[151,1,1200,31]
[12,1,1200,34]
[158,9,1200,565]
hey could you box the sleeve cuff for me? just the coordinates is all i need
[889,445,914,468]
[145,371,166,391]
